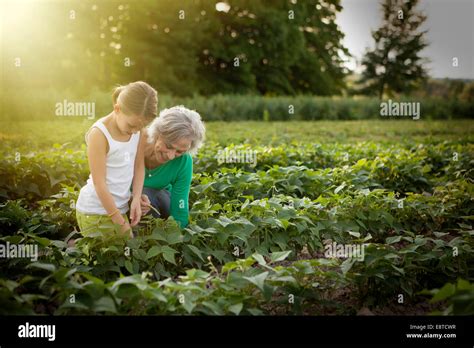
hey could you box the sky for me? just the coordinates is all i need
[336,0,474,79]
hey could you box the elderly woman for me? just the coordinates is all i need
[140,106,205,228]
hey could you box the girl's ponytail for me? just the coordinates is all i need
[112,82,157,120]
[112,86,126,105]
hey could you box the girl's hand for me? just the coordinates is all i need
[122,222,133,238]
[140,194,151,215]
[111,212,126,226]
[130,197,142,226]
[111,213,133,238]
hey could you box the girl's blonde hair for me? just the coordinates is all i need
[112,81,158,120]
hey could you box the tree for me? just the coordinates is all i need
[196,0,349,95]
[2,0,350,97]
[285,0,350,95]
[358,0,429,99]
[119,0,209,96]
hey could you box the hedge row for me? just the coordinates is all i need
[2,88,473,121]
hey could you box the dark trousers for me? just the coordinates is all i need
[142,187,171,219]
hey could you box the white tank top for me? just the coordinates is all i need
[76,118,141,215]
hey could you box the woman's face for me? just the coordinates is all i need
[153,136,191,164]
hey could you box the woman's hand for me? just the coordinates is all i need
[130,197,142,226]
[140,194,151,216]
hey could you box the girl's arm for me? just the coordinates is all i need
[88,128,130,231]
[129,131,147,226]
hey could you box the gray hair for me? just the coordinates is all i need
[146,105,205,155]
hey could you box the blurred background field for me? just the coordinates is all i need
[1,119,473,150]
[1,0,473,123]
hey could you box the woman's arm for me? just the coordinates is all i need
[87,128,130,232]
[169,154,193,228]
[129,131,147,226]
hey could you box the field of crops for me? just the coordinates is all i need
[1,120,473,315]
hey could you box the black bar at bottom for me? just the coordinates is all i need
[0,315,472,346]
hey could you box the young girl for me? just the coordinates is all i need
[75,81,158,237]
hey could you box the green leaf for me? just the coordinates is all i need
[271,275,297,285]
[112,275,147,291]
[202,301,224,315]
[348,231,360,238]
[356,219,367,229]
[269,250,292,263]
[433,232,449,238]
[222,261,239,273]
[82,273,105,286]
[279,218,290,230]
[456,279,472,291]
[103,245,120,253]
[132,260,139,274]
[252,253,266,265]
[93,296,117,313]
[161,246,177,265]
[431,283,455,302]
[27,263,56,273]
[381,211,394,226]
[391,264,405,275]
[386,236,402,244]
[150,229,168,242]
[399,244,420,254]
[53,267,77,282]
[124,260,134,274]
[185,269,210,279]
[341,258,355,276]
[181,296,196,314]
[211,250,226,262]
[146,246,162,260]
[187,245,204,262]
[247,308,263,316]
[334,183,346,194]
[244,271,269,291]
[457,222,472,229]
[228,302,243,315]
[166,232,183,245]
[133,249,147,262]
[147,289,168,303]
[50,240,67,249]
[1,279,19,292]
[113,284,139,299]
[33,237,50,246]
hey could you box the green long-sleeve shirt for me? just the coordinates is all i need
[143,153,192,228]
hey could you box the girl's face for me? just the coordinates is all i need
[114,104,147,136]
[153,136,191,164]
